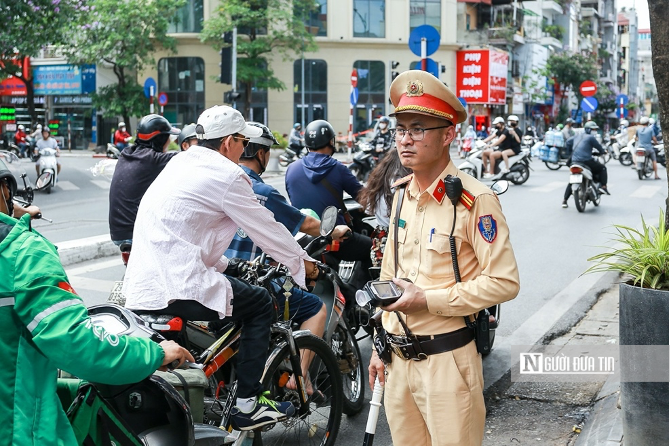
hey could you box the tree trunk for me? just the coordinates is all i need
[16,73,36,126]
[115,66,132,134]
[648,0,669,228]
[244,80,252,120]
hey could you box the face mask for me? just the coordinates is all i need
[379,123,387,130]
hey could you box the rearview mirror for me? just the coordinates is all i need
[490,180,509,195]
[320,206,338,237]
[35,172,51,190]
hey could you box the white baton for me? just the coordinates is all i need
[362,377,385,446]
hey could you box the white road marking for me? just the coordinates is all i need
[66,258,121,276]
[56,180,80,191]
[530,181,565,193]
[629,185,661,198]
[67,276,117,294]
[91,180,111,189]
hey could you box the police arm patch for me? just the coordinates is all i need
[477,215,497,243]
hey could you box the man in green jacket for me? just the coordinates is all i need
[0,160,193,445]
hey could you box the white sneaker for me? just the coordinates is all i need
[483,173,494,179]
[502,168,510,174]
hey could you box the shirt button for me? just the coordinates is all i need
[414,239,420,245]
[437,311,442,315]
[410,271,416,276]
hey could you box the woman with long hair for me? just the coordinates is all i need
[357,148,411,269]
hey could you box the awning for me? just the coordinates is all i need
[522,8,540,17]
[458,0,492,5]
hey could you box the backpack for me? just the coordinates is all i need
[65,382,143,446]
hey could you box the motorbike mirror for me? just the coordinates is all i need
[490,180,509,195]
[320,206,338,237]
[35,172,51,190]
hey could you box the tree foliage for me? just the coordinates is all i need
[201,0,319,117]
[0,0,80,124]
[545,52,598,96]
[63,0,184,129]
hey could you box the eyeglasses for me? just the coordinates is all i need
[392,125,451,142]
[233,135,250,148]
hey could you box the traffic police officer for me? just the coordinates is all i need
[368,70,520,445]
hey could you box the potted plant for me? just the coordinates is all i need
[586,210,669,446]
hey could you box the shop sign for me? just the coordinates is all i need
[0,77,26,96]
[456,49,508,105]
[54,96,93,105]
[34,65,84,95]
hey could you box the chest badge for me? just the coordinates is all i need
[477,215,497,243]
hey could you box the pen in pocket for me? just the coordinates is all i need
[429,228,435,242]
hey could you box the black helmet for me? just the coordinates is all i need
[0,159,17,216]
[136,114,180,141]
[241,122,278,159]
[304,120,335,150]
[178,123,198,147]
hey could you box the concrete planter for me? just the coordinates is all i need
[266,148,283,173]
[619,283,669,446]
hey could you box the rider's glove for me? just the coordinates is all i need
[224,258,247,277]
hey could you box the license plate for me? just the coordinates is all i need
[569,174,583,184]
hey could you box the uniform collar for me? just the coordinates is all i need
[240,165,264,183]
[407,161,460,204]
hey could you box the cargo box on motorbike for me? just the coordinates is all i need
[154,369,209,423]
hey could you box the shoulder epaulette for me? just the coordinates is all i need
[459,188,475,210]
[392,174,413,188]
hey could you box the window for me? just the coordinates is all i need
[410,0,441,34]
[354,0,385,38]
[298,0,327,37]
[294,59,328,123]
[353,61,386,132]
[158,57,205,127]
[168,0,203,33]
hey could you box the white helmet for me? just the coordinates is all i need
[640,116,649,125]
[507,115,519,122]
[649,118,655,125]
[18,125,24,130]
[620,119,629,127]
[118,122,126,128]
[493,117,505,125]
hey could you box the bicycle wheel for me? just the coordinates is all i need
[255,334,343,446]
[332,325,365,416]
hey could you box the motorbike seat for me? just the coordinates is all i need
[570,162,592,172]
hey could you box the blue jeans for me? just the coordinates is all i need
[17,143,27,158]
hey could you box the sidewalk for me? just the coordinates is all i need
[483,283,623,446]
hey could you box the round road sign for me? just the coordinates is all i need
[158,92,168,107]
[351,69,358,88]
[143,77,156,99]
[408,25,441,57]
[579,80,597,97]
[580,96,598,112]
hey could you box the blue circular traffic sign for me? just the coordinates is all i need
[158,92,168,107]
[350,87,359,106]
[580,97,598,112]
[410,58,439,78]
[458,97,467,107]
[408,25,441,57]
[616,94,629,106]
[143,77,157,99]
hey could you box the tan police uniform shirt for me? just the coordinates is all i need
[380,161,520,336]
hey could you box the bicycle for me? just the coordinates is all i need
[135,260,343,446]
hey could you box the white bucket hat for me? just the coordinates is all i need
[196,105,262,140]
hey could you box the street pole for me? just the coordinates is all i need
[149,86,154,114]
[421,38,427,71]
[348,94,353,161]
[301,57,305,129]
[232,27,237,110]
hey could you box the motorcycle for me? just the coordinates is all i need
[348,141,377,182]
[618,138,635,166]
[635,143,666,180]
[278,144,306,167]
[34,147,59,194]
[521,135,536,153]
[107,143,122,159]
[297,206,368,416]
[458,141,531,185]
[568,161,602,212]
[78,304,230,446]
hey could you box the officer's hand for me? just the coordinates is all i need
[331,225,351,242]
[368,350,385,391]
[224,258,247,277]
[381,278,427,315]
[159,340,195,371]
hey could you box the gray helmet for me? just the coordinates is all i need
[178,123,198,147]
[304,120,335,150]
[241,122,278,159]
[584,121,599,130]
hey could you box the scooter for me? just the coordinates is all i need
[35,147,59,194]
[619,138,635,166]
[107,143,121,159]
[458,142,531,185]
[278,144,306,167]
[635,143,666,180]
[568,161,602,212]
[348,141,377,182]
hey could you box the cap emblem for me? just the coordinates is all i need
[406,81,424,97]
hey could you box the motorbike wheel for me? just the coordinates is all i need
[278,156,291,168]
[597,152,611,165]
[573,184,586,212]
[619,152,633,166]
[460,167,477,179]
[644,159,653,178]
[332,325,365,416]
[44,184,52,194]
[544,161,562,170]
[257,334,342,446]
[509,164,530,185]
[348,164,365,182]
